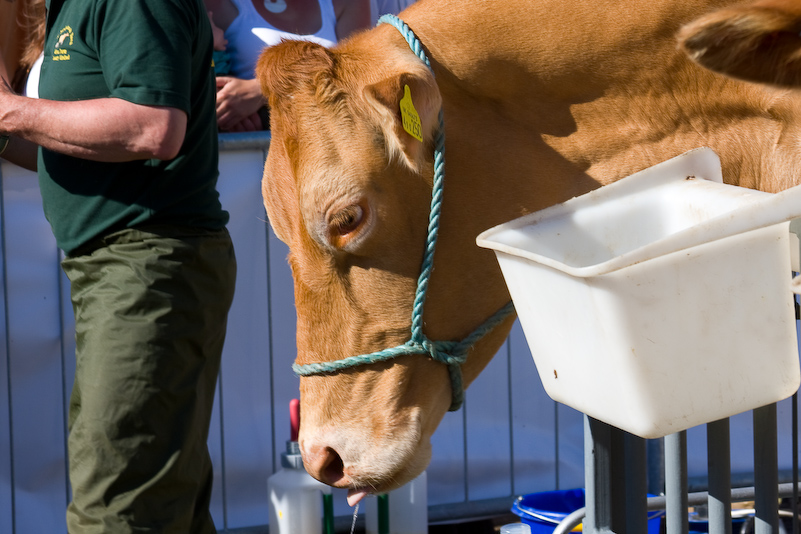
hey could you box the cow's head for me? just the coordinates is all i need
[256,37,515,502]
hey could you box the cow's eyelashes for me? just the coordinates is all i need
[326,202,368,250]
[330,205,364,235]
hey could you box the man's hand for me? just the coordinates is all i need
[0,74,38,170]
[225,112,264,133]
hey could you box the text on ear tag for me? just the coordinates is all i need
[400,84,423,142]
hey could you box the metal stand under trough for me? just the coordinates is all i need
[555,400,800,534]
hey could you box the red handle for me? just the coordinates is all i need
[290,398,300,442]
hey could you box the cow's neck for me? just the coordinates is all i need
[398,0,801,192]
[355,0,801,386]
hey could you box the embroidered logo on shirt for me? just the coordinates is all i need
[53,26,74,61]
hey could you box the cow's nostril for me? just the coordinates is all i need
[305,444,348,486]
[319,446,345,486]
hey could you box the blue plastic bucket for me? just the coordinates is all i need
[511,489,665,534]
[688,514,748,534]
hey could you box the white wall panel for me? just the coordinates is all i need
[428,409,467,506]
[2,164,68,533]
[465,338,512,501]
[216,149,275,529]
[508,322,559,495]
[555,405,585,490]
[0,171,13,534]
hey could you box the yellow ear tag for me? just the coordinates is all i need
[399,84,424,142]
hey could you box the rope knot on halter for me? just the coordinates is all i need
[426,343,464,366]
[291,14,516,412]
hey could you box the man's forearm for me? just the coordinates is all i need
[0,90,188,162]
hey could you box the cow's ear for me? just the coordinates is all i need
[363,70,442,171]
[257,40,335,111]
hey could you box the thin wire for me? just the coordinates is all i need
[349,503,360,534]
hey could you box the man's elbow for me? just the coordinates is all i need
[150,133,184,160]
[141,108,187,161]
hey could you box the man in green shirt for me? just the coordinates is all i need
[0,0,237,532]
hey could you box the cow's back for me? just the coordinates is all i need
[392,0,801,202]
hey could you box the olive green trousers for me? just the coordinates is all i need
[61,226,236,534]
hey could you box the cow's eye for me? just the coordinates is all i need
[327,203,367,249]
[331,205,363,234]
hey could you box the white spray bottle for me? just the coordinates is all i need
[268,399,334,534]
[365,471,428,534]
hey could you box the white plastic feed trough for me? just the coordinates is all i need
[476,148,801,438]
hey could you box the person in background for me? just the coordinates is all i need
[11,0,46,97]
[0,0,45,166]
[1,0,45,95]
[1,0,25,85]
[370,0,416,23]
[209,9,233,76]
[0,0,237,532]
[204,0,371,132]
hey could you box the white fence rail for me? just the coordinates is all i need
[0,132,798,532]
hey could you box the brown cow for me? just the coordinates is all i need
[256,0,801,504]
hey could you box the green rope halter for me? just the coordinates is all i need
[292,14,516,412]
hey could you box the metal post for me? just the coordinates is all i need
[610,426,627,531]
[707,418,732,534]
[754,404,779,534]
[793,392,798,534]
[647,438,666,496]
[377,493,390,534]
[625,432,649,534]
[585,416,615,534]
[665,431,689,534]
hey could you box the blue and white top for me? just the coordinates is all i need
[225,0,338,78]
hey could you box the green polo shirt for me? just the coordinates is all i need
[38,0,229,255]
